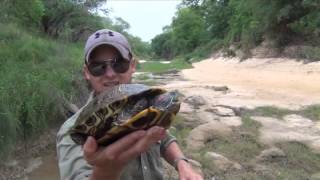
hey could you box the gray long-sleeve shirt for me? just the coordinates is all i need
[56,94,177,180]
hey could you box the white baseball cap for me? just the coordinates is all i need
[84,29,133,63]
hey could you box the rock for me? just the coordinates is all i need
[251,115,320,153]
[189,159,202,168]
[311,172,320,180]
[256,147,286,162]
[180,115,206,129]
[187,122,232,151]
[206,106,235,117]
[162,160,179,180]
[205,152,242,171]
[179,103,194,114]
[153,69,180,75]
[4,159,19,167]
[251,39,279,58]
[205,85,229,92]
[184,95,206,108]
[162,158,203,180]
[25,157,42,174]
[218,116,242,127]
[283,114,313,127]
[210,105,246,117]
[189,159,204,177]
[253,164,276,179]
[316,121,320,130]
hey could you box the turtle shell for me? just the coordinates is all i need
[69,84,180,146]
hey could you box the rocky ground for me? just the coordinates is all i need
[160,57,320,179]
[2,57,320,180]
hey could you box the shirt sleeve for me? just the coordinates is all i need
[159,130,177,156]
[56,113,92,180]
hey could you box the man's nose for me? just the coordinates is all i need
[103,64,116,78]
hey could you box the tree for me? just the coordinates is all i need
[151,31,175,59]
[1,0,45,27]
[41,0,107,40]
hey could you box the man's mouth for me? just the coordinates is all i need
[103,82,119,87]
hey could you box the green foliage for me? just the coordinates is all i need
[170,115,192,149]
[201,0,232,39]
[154,0,320,60]
[41,0,100,39]
[151,31,175,59]
[109,17,152,58]
[151,7,207,59]
[292,46,320,62]
[290,10,320,39]
[0,23,82,158]
[300,105,320,121]
[171,8,207,54]
[273,142,320,179]
[128,36,151,59]
[245,106,293,119]
[242,104,320,121]
[1,0,151,57]
[0,0,44,27]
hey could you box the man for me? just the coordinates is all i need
[57,29,203,180]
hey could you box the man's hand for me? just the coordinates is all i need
[83,126,166,180]
[177,160,204,180]
[163,141,204,180]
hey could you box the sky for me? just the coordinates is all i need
[102,0,182,42]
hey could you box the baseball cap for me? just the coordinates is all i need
[84,29,133,63]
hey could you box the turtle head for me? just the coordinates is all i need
[153,91,181,114]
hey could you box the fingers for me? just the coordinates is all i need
[83,136,98,162]
[180,174,204,180]
[107,130,147,155]
[118,126,166,162]
[83,127,166,167]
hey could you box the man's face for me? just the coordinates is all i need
[83,45,136,94]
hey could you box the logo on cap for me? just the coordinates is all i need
[94,31,114,39]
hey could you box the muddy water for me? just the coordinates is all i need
[26,153,59,180]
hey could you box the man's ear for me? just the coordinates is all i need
[130,58,137,73]
[83,65,91,80]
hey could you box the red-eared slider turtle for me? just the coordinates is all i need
[69,84,180,146]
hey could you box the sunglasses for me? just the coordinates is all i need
[86,57,131,76]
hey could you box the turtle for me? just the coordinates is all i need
[69,84,181,146]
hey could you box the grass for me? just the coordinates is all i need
[0,23,83,159]
[137,58,193,73]
[187,105,320,179]
[268,141,320,179]
[132,73,160,86]
[300,105,320,121]
[134,57,193,86]
[194,115,265,178]
[170,115,192,149]
[245,106,293,119]
[211,116,263,162]
[242,105,320,121]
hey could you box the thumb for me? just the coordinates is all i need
[83,136,98,160]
